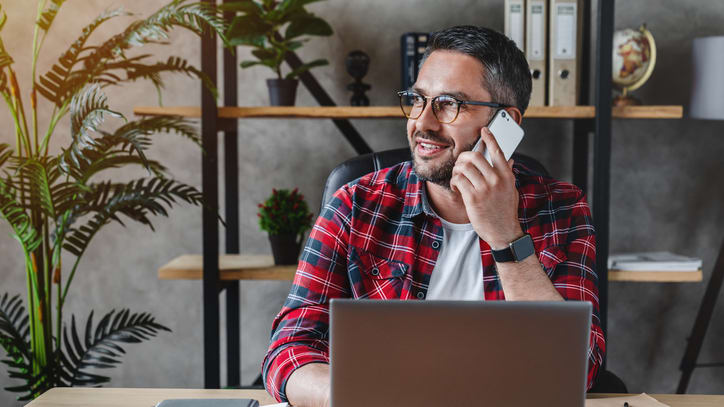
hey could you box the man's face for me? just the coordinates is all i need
[406,50,496,188]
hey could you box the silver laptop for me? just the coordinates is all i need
[330,300,591,407]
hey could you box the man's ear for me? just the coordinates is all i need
[506,107,524,124]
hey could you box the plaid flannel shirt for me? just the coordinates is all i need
[263,160,605,402]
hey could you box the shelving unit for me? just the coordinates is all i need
[149,0,700,391]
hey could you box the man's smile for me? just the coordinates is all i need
[415,137,451,158]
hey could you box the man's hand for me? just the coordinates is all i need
[450,126,523,249]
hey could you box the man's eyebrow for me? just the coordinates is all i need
[445,90,472,100]
[410,87,473,100]
[411,86,426,95]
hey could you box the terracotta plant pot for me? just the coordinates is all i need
[266,78,299,106]
[268,233,303,265]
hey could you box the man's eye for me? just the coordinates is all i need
[437,98,457,108]
[412,95,424,104]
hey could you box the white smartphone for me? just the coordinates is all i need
[471,109,525,166]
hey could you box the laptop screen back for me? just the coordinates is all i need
[330,300,591,407]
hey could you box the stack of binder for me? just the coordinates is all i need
[505,0,583,106]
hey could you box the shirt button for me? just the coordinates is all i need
[371,268,380,276]
[417,292,425,299]
[432,240,440,249]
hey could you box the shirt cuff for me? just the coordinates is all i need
[264,345,330,403]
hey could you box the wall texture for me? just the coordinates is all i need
[1,0,723,405]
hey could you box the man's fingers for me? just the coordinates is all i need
[480,127,508,169]
[451,172,476,202]
[453,160,487,190]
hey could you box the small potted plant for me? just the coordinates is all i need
[258,188,314,265]
[223,0,334,105]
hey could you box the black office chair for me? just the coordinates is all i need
[319,147,628,394]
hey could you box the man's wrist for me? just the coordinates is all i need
[488,229,525,250]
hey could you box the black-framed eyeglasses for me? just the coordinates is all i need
[397,90,510,124]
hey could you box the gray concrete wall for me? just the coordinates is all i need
[1,0,723,405]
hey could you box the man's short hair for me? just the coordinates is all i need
[420,25,532,115]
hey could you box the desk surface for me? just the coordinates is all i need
[25,388,724,407]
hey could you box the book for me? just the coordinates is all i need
[400,32,429,91]
[607,252,702,272]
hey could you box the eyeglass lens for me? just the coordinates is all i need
[400,92,460,123]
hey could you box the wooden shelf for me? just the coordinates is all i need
[133,105,683,120]
[159,254,295,281]
[612,105,683,119]
[160,254,701,283]
[609,269,702,282]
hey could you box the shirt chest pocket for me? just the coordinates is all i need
[348,247,409,299]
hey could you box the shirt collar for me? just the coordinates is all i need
[402,163,425,218]
[401,161,524,219]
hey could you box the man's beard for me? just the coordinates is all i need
[410,130,476,190]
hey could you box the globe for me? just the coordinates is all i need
[612,25,657,105]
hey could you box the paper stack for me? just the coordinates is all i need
[608,251,702,272]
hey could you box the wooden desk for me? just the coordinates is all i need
[26,388,277,407]
[25,388,724,407]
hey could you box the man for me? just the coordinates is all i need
[263,25,605,406]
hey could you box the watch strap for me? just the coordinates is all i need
[491,245,515,262]
[491,234,535,263]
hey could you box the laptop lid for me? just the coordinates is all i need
[330,300,591,407]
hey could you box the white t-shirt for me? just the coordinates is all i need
[425,217,484,301]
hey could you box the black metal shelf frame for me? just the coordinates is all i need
[198,0,615,388]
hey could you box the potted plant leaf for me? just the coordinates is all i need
[0,0,225,401]
[223,0,334,105]
[257,188,313,264]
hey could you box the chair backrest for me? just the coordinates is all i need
[320,148,550,211]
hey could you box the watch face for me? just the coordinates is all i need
[511,234,535,261]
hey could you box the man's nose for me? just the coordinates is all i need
[414,101,441,133]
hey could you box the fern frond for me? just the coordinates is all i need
[37,2,224,107]
[112,116,200,148]
[68,84,124,160]
[62,178,202,256]
[126,0,226,45]
[0,5,12,74]
[122,56,215,100]
[0,35,13,87]
[0,294,31,362]
[58,115,195,183]
[61,309,170,387]
[36,8,128,106]
[9,156,68,222]
[36,0,67,32]
[0,143,13,169]
[0,182,42,253]
[0,293,36,399]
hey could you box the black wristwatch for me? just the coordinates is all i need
[491,234,535,263]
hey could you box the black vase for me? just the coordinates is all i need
[266,79,299,106]
[268,233,302,265]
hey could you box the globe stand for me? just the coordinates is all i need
[612,88,642,106]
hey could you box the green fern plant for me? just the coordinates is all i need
[0,0,226,400]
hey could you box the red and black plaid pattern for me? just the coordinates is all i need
[263,161,605,402]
